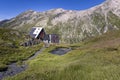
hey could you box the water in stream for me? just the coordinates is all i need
[0,47,45,80]
[0,47,71,80]
[0,63,27,80]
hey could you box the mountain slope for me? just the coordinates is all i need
[1,0,120,43]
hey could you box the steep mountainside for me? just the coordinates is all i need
[0,0,120,43]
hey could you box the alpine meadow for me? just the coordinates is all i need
[1,0,120,80]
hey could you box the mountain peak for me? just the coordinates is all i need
[24,10,36,13]
[105,0,120,6]
[1,0,120,43]
[49,8,66,12]
[102,0,120,16]
[54,8,65,11]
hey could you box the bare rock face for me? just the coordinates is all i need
[1,0,120,43]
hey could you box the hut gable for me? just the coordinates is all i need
[29,27,46,40]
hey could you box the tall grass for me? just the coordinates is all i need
[4,30,120,80]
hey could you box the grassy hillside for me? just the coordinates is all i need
[4,30,120,80]
[0,28,43,71]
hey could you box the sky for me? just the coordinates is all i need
[0,0,105,21]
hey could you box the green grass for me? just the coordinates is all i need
[4,30,120,80]
[0,28,43,71]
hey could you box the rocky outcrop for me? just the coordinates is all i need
[1,0,120,43]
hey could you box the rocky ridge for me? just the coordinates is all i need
[0,0,120,43]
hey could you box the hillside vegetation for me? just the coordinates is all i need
[0,28,43,71]
[4,30,120,80]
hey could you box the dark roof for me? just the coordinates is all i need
[29,27,43,38]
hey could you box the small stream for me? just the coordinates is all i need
[0,63,27,80]
[0,47,45,80]
[0,47,71,80]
